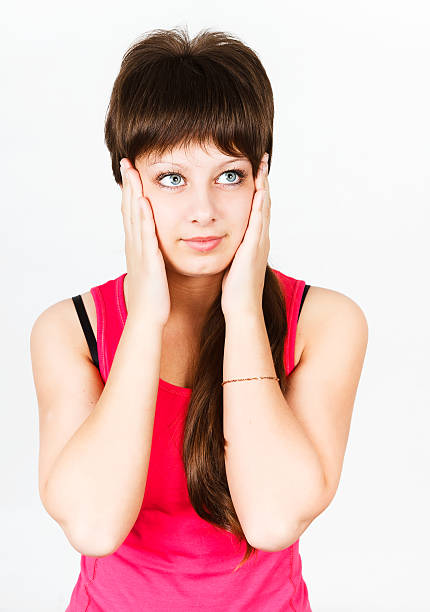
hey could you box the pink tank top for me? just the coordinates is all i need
[65,268,312,611]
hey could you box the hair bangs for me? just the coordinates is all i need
[105,27,273,184]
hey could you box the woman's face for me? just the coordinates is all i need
[133,142,255,277]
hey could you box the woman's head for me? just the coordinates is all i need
[106,27,274,279]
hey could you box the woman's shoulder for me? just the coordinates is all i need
[300,284,366,328]
[271,267,364,322]
[31,290,98,365]
[296,284,367,366]
[267,268,365,365]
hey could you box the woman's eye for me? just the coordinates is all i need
[217,170,242,185]
[159,173,185,188]
[157,169,245,190]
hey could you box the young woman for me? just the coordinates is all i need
[30,26,368,611]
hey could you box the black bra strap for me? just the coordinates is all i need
[298,284,310,320]
[72,295,99,371]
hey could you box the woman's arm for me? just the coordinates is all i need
[31,305,164,557]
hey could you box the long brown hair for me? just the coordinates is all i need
[104,26,289,572]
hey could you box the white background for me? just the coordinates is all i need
[1,1,429,610]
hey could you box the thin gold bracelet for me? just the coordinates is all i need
[221,376,279,386]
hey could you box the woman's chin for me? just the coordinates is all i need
[165,254,231,278]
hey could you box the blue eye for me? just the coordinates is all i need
[158,173,185,189]
[156,168,247,190]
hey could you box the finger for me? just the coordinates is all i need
[244,185,264,250]
[259,162,270,250]
[249,157,265,229]
[126,166,145,256]
[255,157,265,191]
[249,160,267,250]
[124,161,159,250]
[257,159,267,213]
[120,162,133,250]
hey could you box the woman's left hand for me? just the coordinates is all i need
[221,152,271,319]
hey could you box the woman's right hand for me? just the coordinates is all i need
[120,158,171,328]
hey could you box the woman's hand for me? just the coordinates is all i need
[120,158,171,328]
[221,153,271,320]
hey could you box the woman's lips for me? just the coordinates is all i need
[183,236,224,252]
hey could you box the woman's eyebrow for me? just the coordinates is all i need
[149,157,247,168]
